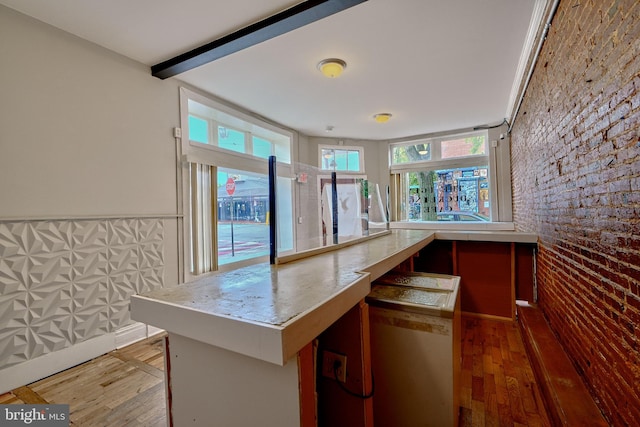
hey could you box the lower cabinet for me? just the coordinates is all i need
[415,240,536,321]
[316,301,374,427]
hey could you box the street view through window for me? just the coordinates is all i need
[392,134,491,222]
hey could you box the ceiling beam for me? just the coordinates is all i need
[151,0,367,79]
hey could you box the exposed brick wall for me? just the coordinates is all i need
[510,1,640,425]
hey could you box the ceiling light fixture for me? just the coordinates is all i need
[373,113,392,123]
[317,58,347,78]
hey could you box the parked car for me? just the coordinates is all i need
[437,211,489,222]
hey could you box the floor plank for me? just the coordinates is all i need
[4,334,167,427]
[459,316,551,427]
[11,386,48,404]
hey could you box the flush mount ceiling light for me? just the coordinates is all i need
[373,113,392,123]
[317,58,347,78]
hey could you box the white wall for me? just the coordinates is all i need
[0,7,179,218]
[0,5,182,391]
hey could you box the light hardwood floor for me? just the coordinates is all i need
[0,334,167,427]
[1,317,549,426]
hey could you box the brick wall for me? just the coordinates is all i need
[510,0,640,425]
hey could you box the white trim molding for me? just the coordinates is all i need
[505,0,555,122]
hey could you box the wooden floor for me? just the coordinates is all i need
[1,317,549,426]
[0,334,167,427]
[459,317,551,427]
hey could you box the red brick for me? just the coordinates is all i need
[511,1,640,425]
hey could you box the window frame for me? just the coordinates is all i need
[389,130,502,222]
[318,144,365,173]
[179,87,297,280]
[184,90,293,167]
[390,132,488,167]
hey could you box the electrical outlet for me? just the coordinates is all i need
[322,351,347,383]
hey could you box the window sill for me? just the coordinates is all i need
[390,220,515,232]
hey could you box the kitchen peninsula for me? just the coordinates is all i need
[130,229,537,426]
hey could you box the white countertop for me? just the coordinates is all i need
[130,229,537,365]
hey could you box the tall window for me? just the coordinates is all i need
[181,88,294,276]
[216,168,270,265]
[390,131,494,222]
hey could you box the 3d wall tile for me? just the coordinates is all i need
[72,221,109,343]
[0,218,164,370]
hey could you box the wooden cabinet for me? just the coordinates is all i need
[456,241,514,319]
[415,240,536,320]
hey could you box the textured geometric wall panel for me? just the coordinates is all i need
[0,218,164,369]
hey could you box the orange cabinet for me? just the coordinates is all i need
[415,240,536,321]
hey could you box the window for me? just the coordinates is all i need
[188,116,209,144]
[399,166,490,221]
[319,145,364,172]
[252,136,273,159]
[391,141,431,164]
[181,88,295,276]
[187,98,291,164]
[390,131,496,222]
[216,168,270,265]
[218,126,245,154]
[441,135,486,158]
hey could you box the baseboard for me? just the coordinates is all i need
[0,322,166,394]
[0,333,116,394]
[461,311,513,322]
[148,325,166,337]
[115,322,148,349]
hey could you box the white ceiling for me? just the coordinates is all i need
[1,0,540,140]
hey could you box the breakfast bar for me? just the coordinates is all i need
[130,229,537,426]
[131,229,435,426]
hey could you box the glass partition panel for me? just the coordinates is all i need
[278,160,389,256]
[276,175,294,253]
[286,162,324,252]
[367,182,389,233]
